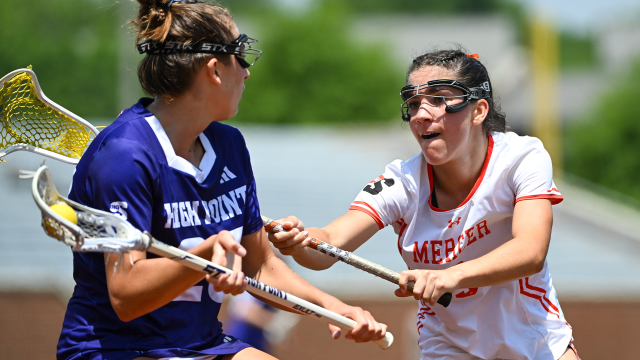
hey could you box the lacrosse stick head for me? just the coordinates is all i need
[31,165,150,254]
[0,67,100,164]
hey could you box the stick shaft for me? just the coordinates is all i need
[262,216,452,307]
[146,238,394,349]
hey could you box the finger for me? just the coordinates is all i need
[217,231,247,257]
[211,241,228,268]
[353,311,381,343]
[270,227,302,247]
[421,274,436,303]
[327,324,341,340]
[398,270,413,295]
[276,232,311,256]
[209,272,230,292]
[228,271,246,296]
[394,288,413,297]
[428,282,446,307]
[280,216,304,231]
[232,253,243,274]
[356,317,383,343]
[377,323,388,341]
[344,309,371,342]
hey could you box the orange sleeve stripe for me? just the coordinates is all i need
[350,202,384,229]
[516,194,564,205]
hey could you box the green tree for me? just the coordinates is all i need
[0,0,119,119]
[231,2,403,124]
[564,58,640,200]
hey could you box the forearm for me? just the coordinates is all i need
[106,238,215,321]
[291,227,340,270]
[255,252,343,312]
[290,211,379,270]
[448,234,548,290]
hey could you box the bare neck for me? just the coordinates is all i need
[431,132,489,208]
[146,90,223,167]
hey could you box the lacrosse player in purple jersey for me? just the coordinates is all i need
[56,1,386,359]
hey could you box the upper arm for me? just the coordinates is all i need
[87,138,158,231]
[512,199,553,264]
[510,139,563,205]
[240,229,274,279]
[348,161,413,229]
[508,139,561,258]
[88,140,158,291]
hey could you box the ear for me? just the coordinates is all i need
[471,99,489,126]
[204,57,223,86]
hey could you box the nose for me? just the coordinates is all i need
[244,68,250,80]
[412,100,433,123]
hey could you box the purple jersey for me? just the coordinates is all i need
[57,98,261,360]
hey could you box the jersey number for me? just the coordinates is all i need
[363,178,395,195]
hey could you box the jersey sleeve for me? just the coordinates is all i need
[242,175,262,236]
[84,138,160,232]
[510,138,563,205]
[237,133,263,236]
[350,160,414,229]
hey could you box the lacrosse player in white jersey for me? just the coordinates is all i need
[268,49,579,360]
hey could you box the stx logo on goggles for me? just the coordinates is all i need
[201,43,227,52]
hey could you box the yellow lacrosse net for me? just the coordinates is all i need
[0,67,94,162]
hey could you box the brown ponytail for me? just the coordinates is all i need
[133,0,235,97]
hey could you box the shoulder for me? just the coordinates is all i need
[490,132,551,168]
[383,152,422,176]
[491,131,547,155]
[387,153,424,190]
[74,100,163,185]
[84,99,163,163]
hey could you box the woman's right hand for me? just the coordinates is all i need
[266,216,311,256]
[205,230,247,295]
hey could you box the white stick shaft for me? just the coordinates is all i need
[147,239,393,349]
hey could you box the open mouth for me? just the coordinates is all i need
[422,132,440,140]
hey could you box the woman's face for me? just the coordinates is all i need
[406,66,484,166]
[219,25,251,118]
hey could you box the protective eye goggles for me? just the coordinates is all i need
[137,33,263,68]
[400,79,490,121]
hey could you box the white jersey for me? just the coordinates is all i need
[351,132,572,360]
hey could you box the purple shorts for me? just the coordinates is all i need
[66,334,252,360]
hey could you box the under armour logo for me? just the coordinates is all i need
[447,217,461,228]
[220,166,237,184]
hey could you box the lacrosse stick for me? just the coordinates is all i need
[263,216,453,307]
[0,67,99,164]
[32,165,394,349]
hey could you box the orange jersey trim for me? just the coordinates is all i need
[427,133,494,212]
[518,277,561,319]
[516,194,564,205]
[350,201,384,229]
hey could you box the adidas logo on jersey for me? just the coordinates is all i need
[220,166,237,184]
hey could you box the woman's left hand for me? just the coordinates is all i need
[205,231,247,296]
[395,269,460,306]
[324,302,387,343]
